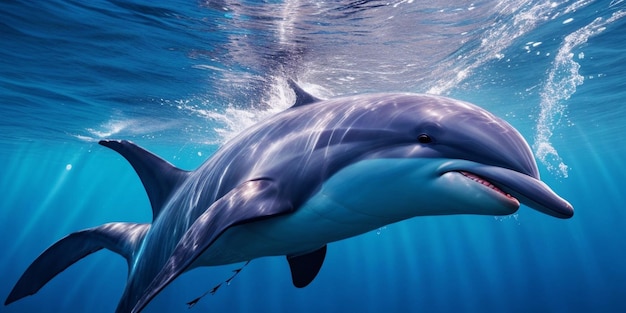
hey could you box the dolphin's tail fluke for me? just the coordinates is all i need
[99,140,190,221]
[5,222,150,306]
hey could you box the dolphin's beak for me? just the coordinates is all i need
[466,165,574,219]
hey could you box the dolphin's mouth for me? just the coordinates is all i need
[441,161,573,219]
[458,171,520,206]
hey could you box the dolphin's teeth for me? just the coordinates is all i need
[459,171,513,199]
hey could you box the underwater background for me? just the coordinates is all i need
[1,0,625,312]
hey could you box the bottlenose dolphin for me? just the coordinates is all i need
[5,81,573,312]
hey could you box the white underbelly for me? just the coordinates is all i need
[193,191,393,267]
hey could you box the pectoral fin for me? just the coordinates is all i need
[130,178,293,313]
[287,245,327,288]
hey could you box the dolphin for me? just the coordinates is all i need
[5,81,573,312]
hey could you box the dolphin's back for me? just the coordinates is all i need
[190,93,422,208]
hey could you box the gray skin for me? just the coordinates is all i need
[5,82,573,313]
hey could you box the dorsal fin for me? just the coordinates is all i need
[99,140,189,220]
[288,79,321,107]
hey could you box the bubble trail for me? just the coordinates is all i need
[534,10,626,177]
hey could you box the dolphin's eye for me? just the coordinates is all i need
[417,134,433,144]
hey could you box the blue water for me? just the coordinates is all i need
[2,0,626,312]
